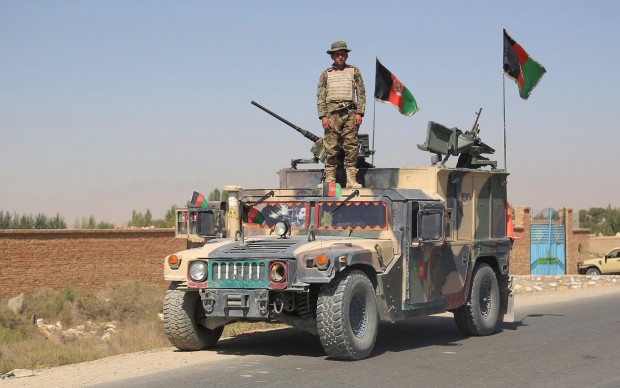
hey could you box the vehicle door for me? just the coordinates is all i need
[605,248,620,273]
[406,201,445,309]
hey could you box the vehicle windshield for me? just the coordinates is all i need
[243,201,389,232]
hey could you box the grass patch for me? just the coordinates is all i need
[0,283,287,375]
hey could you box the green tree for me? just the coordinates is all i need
[74,215,114,229]
[208,189,221,201]
[208,189,228,201]
[579,206,620,236]
[164,205,176,228]
[0,211,66,229]
[127,208,175,228]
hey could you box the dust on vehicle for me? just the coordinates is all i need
[162,104,514,360]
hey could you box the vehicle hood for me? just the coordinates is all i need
[174,236,394,260]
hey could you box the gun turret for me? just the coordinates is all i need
[251,100,374,169]
[417,108,497,169]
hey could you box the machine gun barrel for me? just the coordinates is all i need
[251,100,321,143]
[471,107,483,136]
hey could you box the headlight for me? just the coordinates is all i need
[269,261,287,283]
[189,261,208,282]
[274,221,290,238]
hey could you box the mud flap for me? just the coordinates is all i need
[499,291,514,323]
[498,276,514,323]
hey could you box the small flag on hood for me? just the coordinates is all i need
[243,204,266,224]
[322,182,342,197]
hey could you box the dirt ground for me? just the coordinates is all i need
[3,286,620,388]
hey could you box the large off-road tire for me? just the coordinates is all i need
[586,267,601,276]
[453,263,500,336]
[316,270,378,360]
[163,284,223,351]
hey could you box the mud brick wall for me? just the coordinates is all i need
[0,229,186,298]
[589,236,620,256]
[510,207,592,275]
[560,208,591,275]
[510,207,531,275]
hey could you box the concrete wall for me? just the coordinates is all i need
[0,229,186,298]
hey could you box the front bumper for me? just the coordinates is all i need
[199,288,270,319]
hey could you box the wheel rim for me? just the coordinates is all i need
[479,281,492,317]
[349,293,368,337]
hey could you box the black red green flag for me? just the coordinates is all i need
[374,58,418,116]
[243,204,266,224]
[503,29,547,100]
[190,190,207,208]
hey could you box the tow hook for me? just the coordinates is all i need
[199,289,217,314]
[257,290,269,315]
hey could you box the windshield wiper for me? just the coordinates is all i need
[329,190,359,215]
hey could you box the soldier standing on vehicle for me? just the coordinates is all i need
[317,40,366,189]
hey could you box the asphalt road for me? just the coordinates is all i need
[95,293,620,388]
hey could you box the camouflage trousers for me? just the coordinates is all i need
[323,109,359,168]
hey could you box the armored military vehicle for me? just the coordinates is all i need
[163,105,514,360]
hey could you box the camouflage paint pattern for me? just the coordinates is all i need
[323,110,359,168]
[165,164,511,325]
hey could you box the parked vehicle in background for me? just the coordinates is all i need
[578,248,620,275]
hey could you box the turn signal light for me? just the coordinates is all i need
[168,255,181,269]
[315,254,328,267]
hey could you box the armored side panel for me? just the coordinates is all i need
[433,169,508,242]
[279,166,446,192]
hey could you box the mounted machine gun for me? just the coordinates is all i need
[417,108,497,169]
[251,100,374,169]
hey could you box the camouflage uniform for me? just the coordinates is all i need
[317,65,366,168]
[317,41,366,188]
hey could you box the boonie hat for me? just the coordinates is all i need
[327,40,351,54]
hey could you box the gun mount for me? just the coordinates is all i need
[251,100,374,169]
[417,108,497,169]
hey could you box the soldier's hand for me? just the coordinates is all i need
[354,114,363,126]
[321,117,330,131]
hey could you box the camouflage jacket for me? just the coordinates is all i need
[317,64,366,119]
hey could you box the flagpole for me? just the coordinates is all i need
[371,56,378,167]
[503,73,507,171]
[371,92,376,167]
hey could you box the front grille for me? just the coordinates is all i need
[208,259,269,288]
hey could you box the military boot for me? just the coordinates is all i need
[346,167,362,189]
[317,166,337,189]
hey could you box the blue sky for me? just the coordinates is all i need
[1,0,619,225]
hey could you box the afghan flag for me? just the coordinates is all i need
[243,204,266,224]
[503,29,547,100]
[190,190,207,208]
[374,58,418,116]
[322,182,342,198]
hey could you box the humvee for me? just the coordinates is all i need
[163,106,514,360]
